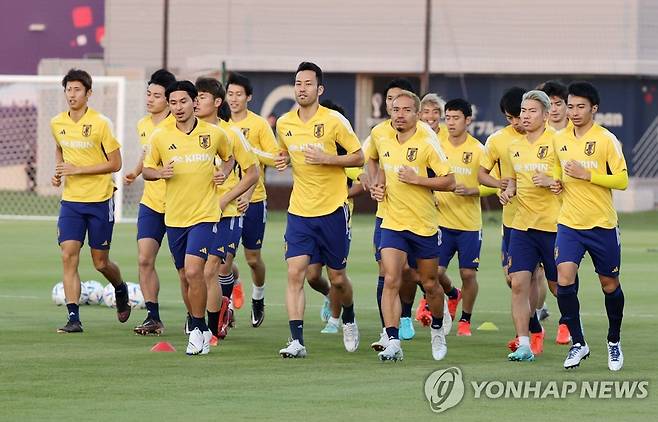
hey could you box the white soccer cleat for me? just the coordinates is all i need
[279,339,307,358]
[442,296,453,335]
[431,327,448,360]
[563,343,590,369]
[186,328,205,356]
[378,339,403,362]
[342,321,360,352]
[201,330,212,355]
[370,329,389,352]
[607,341,624,371]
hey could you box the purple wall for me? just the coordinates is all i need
[0,0,104,74]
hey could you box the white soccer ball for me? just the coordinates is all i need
[102,283,116,308]
[127,282,145,309]
[52,282,65,306]
[84,280,104,305]
[79,282,90,305]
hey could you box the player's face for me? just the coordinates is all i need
[420,103,441,132]
[168,90,196,123]
[194,91,220,120]
[504,112,526,134]
[567,95,597,128]
[391,96,418,132]
[227,84,251,114]
[146,84,168,115]
[549,96,567,123]
[520,99,547,132]
[386,87,405,116]
[445,109,471,137]
[294,70,322,107]
[65,81,90,111]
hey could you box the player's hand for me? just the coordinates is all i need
[454,183,476,196]
[51,174,62,187]
[564,160,591,181]
[532,171,553,187]
[213,169,227,185]
[304,145,329,165]
[124,171,138,185]
[370,184,385,202]
[500,178,511,190]
[499,189,514,205]
[237,195,250,213]
[219,195,230,211]
[56,162,80,176]
[397,166,418,184]
[160,160,175,179]
[275,152,290,171]
[358,172,370,192]
[550,180,563,194]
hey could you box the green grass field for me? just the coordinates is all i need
[1,211,657,421]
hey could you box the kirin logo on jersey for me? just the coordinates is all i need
[584,141,596,156]
[82,125,92,137]
[462,152,472,164]
[537,145,549,159]
[406,147,418,162]
[313,124,324,138]
[241,128,250,138]
[199,134,211,149]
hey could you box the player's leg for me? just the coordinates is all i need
[56,200,86,332]
[372,217,386,342]
[203,253,223,339]
[166,226,192,333]
[379,244,405,361]
[535,267,550,320]
[242,201,267,320]
[455,229,481,336]
[217,253,236,339]
[399,269,417,340]
[416,254,447,361]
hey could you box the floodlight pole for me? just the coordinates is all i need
[162,0,169,69]
[421,0,431,95]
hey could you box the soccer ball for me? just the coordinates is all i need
[79,282,90,305]
[102,283,116,308]
[127,282,145,309]
[52,282,65,306]
[84,280,104,305]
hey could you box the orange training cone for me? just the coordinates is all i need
[151,341,176,352]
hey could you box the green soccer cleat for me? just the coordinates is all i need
[320,320,339,334]
[508,345,535,362]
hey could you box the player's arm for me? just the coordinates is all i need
[398,144,455,191]
[565,139,628,190]
[499,166,517,205]
[218,131,259,210]
[52,143,63,187]
[251,121,280,167]
[56,149,121,176]
[142,137,173,181]
[274,123,290,171]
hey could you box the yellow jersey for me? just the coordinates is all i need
[436,123,449,142]
[481,125,524,227]
[229,110,279,203]
[143,118,231,227]
[507,129,561,232]
[554,123,627,229]
[137,113,174,213]
[435,133,485,231]
[276,105,361,217]
[217,120,259,218]
[367,124,452,236]
[50,107,121,202]
[365,120,398,219]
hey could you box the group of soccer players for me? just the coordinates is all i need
[51,62,628,371]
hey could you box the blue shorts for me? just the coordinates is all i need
[57,198,115,250]
[285,205,350,270]
[310,229,352,265]
[438,227,482,269]
[555,224,621,277]
[501,225,512,267]
[166,222,217,270]
[242,200,267,250]
[379,228,440,262]
[210,216,243,259]
[137,203,166,244]
[373,217,383,261]
[508,229,558,282]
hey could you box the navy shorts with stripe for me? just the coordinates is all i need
[379,228,440,262]
[166,222,216,270]
[438,227,482,269]
[137,203,166,244]
[501,225,512,267]
[242,200,267,250]
[508,228,558,282]
[555,224,621,277]
[57,198,115,250]
[373,216,383,261]
[210,216,243,259]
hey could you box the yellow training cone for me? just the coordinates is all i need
[477,322,499,331]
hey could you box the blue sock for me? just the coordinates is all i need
[401,301,413,318]
[460,311,471,323]
[376,276,385,327]
[289,320,304,345]
[385,326,399,340]
[557,283,584,344]
[528,312,542,333]
[207,311,219,337]
[145,301,160,321]
[191,316,208,332]
[446,287,459,299]
[604,286,624,343]
[431,315,444,330]
[342,304,355,324]
[219,272,235,298]
[66,303,80,322]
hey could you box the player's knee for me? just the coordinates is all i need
[138,253,155,270]
[60,249,79,266]
[245,252,262,269]
[459,268,477,283]
[92,257,110,273]
[184,266,204,283]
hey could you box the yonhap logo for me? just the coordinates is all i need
[424,367,464,413]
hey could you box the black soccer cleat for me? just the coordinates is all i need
[134,317,165,336]
[115,283,131,323]
[251,299,265,327]
[57,320,83,333]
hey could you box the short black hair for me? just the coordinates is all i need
[320,99,346,117]
[568,81,600,106]
[444,98,472,118]
[148,69,176,90]
[499,87,526,117]
[539,80,568,102]
[194,77,225,101]
[165,80,197,101]
[386,78,415,96]
[227,72,253,97]
[62,68,92,92]
[296,61,323,86]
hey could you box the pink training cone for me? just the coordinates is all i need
[150,341,176,352]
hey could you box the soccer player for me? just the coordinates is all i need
[194,77,259,342]
[51,68,131,333]
[420,93,448,141]
[433,98,495,336]
[275,62,364,358]
[226,72,280,327]
[553,81,628,371]
[368,91,455,361]
[142,80,232,355]
[539,80,572,132]
[124,69,176,335]
[498,90,561,361]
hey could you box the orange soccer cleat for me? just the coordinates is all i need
[530,328,545,355]
[508,336,519,352]
[415,298,432,327]
[457,320,472,337]
[447,288,462,321]
[555,323,571,345]
[232,282,244,309]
